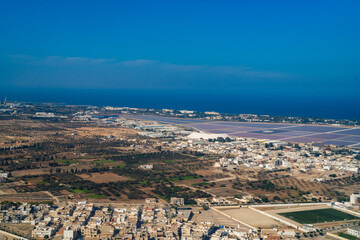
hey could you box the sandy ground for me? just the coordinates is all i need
[0,192,53,202]
[0,233,16,240]
[11,168,50,177]
[191,207,246,228]
[256,204,329,213]
[219,207,283,228]
[0,223,33,238]
[74,127,138,137]
[0,187,17,195]
[78,172,130,183]
[266,204,331,214]
[206,187,243,197]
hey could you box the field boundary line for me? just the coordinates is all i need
[0,229,28,240]
[332,205,360,218]
[249,206,307,232]
[326,232,348,240]
[212,207,257,230]
[249,202,329,208]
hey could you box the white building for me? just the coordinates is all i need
[350,193,360,205]
[63,227,77,240]
[32,226,54,238]
[170,197,184,206]
[0,172,8,180]
[348,226,360,238]
[187,132,230,140]
[139,164,153,170]
[145,198,157,204]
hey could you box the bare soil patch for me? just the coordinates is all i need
[0,223,33,238]
[12,168,50,177]
[220,207,283,228]
[78,172,130,183]
[74,127,138,137]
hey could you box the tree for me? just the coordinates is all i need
[273,196,280,201]
[202,204,209,210]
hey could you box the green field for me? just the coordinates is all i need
[87,194,107,199]
[70,188,93,194]
[279,208,360,224]
[56,159,77,165]
[338,232,360,240]
[93,159,116,164]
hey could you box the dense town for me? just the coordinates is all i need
[0,200,267,240]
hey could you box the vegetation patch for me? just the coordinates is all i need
[70,188,93,194]
[192,182,210,186]
[152,183,211,204]
[170,175,200,181]
[87,194,107,199]
[338,232,360,240]
[56,159,77,165]
[93,159,116,164]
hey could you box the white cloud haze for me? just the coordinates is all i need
[5,55,296,90]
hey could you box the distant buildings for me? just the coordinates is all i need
[170,197,184,206]
[145,198,157,204]
[0,172,8,181]
[350,193,360,205]
[187,132,230,140]
[34,112,56,118]
[139,164,153,170]
[348,226,360,238]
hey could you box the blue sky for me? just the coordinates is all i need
[0,0,359,97]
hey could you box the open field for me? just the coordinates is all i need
[278,208,360,224]
[0,192,53,202]
[219,207,283,228]
[74,127,138,137]
[192,207,246,228]
[0,223,33,238]
[11,168,51,177]
[78,172,130,183]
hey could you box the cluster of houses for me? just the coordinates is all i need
[71,109,360,182]
[0,201,262,240]
[160,135,359,180]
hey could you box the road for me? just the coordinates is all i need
[42,191,60,204]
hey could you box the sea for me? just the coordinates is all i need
[1,88,360,121]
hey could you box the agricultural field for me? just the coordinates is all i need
[78,172,130,183]
[338,232,360,240]
[278,208,360,224]
[0,116,217,203]
[1,109,359,206]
